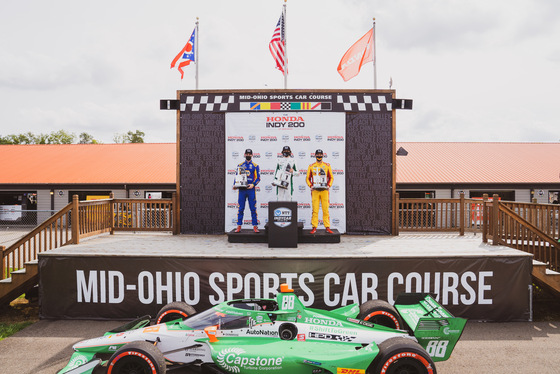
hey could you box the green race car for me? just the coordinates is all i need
[59,284,466,374]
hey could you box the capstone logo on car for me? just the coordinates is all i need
[67,354,89,369]
[217,347,284,372]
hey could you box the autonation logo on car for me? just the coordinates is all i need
[273,207,292,228]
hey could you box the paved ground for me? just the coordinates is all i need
[1,319,559,374]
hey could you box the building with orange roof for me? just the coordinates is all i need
[1,142,559,225]
[396,142,560,204]
[0,143,175,223]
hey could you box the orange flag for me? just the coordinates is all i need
[337,28,374,82]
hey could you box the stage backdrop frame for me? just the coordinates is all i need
[177,89,396,235]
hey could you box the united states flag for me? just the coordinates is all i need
[269,12,287,74]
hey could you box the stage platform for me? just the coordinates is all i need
[38,232,533,322]
[227,222,341,244]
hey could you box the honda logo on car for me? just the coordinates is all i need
[304,317,343,327]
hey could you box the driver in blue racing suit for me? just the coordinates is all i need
[235,149,261,233]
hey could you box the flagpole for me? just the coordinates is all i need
[195,17,199,90]
[373,17,377,89]
[283,0,288,89]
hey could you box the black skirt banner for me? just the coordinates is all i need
[39,254,532,321]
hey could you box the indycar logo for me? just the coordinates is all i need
[309,332,356,342]
[217,347,284,372]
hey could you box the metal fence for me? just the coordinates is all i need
[0,210,56,246]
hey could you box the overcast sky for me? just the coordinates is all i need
[1,0,559,143]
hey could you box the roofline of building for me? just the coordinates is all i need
[397,183,560,190]
[0,183,176,190]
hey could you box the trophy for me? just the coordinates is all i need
[272,163,292,189]
[233,166,248,189]
[312,167,328,190]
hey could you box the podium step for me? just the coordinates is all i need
[300,229,341,243]
[227,229,267,243]
[227,225,340,244]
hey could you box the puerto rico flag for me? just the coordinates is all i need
[171,28,196,79]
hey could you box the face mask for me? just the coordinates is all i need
[245,155,252,161]
[283,152,290,157]
[316,156,323,161]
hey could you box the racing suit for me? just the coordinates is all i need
[306,161,333,228]
[275,157,297,201]
[236,159,260,226]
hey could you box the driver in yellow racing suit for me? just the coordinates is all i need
[306,149,334,234]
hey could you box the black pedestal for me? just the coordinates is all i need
[268,201,298,248]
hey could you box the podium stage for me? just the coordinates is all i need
[227,223,341,244]
[38,232,532,322]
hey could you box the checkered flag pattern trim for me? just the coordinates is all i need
[180,95,235,112]
[336,94,392,112]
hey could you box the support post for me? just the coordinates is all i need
[0,246,5,280]
[459,192,465,236]
[482,193,488,243]
[393,193,400,236]
[110,192,115,235]
[72,195,80,244]
[172,192,179,235]
[492,194,500,245]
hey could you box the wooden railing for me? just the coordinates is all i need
[112,199,174,232]
[395,193,483,235]
[484,195,559,272]
[396,192,559,273]
[1,202,74,281]
[1,194,177,281]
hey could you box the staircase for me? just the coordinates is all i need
[532,260,560,296]
[485,199,560,295]
[0,200,76,306]
[0,261,38,305]
[1,194,177,306]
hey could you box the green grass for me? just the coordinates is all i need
[0,321,33,341]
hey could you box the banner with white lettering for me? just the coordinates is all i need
[225,112,346,232]
[39,254,531,321]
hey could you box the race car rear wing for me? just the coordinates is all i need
[394,293,467,362]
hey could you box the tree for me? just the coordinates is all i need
[0,130,76,144]
[79,132,99,144]
[47,130,75,144]
[113,130,145,143]
[1,132,37,144]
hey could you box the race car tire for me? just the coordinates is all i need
[279,323,298,340]
[155,302,196,324]
[369,337,436,374]
[358,300,403,330]
[107,340,167,374]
